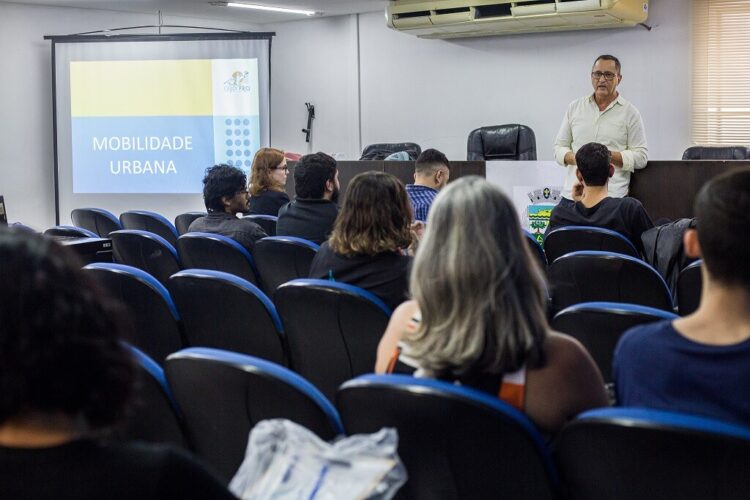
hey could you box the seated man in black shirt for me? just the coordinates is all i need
[189,164,266,252]
[276,152,340,244]
[545,142,653,254]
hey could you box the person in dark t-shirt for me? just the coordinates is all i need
[276,152,340,244]
[0,229,234,499]
[614,167,750,425]
[545,142,653,254]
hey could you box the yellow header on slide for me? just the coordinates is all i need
[70,59,213,116]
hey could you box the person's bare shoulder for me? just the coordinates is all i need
[375,300,418,373]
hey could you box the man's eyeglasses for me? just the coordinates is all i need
[591,71,618,81]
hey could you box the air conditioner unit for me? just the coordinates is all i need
[386,0,649,39]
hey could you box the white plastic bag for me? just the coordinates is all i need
[229,419,406,500]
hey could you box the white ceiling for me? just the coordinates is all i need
[0,0,387,24]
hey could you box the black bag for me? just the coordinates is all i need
[641,218,698,301]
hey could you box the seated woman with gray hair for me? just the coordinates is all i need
[376,176,608,434]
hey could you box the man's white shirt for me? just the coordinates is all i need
[554,94,648,199]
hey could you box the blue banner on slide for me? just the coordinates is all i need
[72,116,215,193]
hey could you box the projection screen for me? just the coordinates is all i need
[48,33,273,225]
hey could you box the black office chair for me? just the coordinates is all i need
[275,279,393,401]
[551,302,677,383]
[337,374,558,500]
[44,225,99,238]
[243,214,277,236]
[544,225,640,263]
[83,262,184,364]
[115,345,189,449]
[548,251,673,313]
[176,232,259,285]
[166,348,344,483]
[557,407,750,500]
[467,124,537,161]
[524,230,548,269]
[174,211,207,235]
[682,146,750,160]
[168,270,286,364]
[677,259,703,316]
[120,210,180,247]
[360,142,422,161]
[109,230,181,287]
[253,236,320,298]
[71,207,123,237]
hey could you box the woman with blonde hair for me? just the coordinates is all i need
[309,171,413,310]
[376,176,607,434]
[248,147,290,216]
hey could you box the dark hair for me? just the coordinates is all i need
[202,164,247,212]
[415,148,450,174]
[575,142,611,186]
[328,171,412,256]
[0,229,134,428]
[294,152,337,199]
[594,54,621,74]
[250,147,285,195]
[694,166,750,288]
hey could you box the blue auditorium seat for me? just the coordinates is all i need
[337,374,558,500]
[109,229,181,287]
[84,262,184,363]
[243,214,277,236]
[275,279,393,401]
[524,230,548,269]
[71,207,122,237]
[43,225,98,238]
[557,407,750,500]
[174,211,207,235]
[252,236,320,298]
[544,225,640,263]
[551,302,678,383]
[548,250,673,313]
[168,270,286,364]
[166,348,343,483]
[120,210,180,247]
[176,232,259,285]
[116,344,188,449]
[677,259,702,316]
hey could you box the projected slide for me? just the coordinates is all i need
[70,58,260,193]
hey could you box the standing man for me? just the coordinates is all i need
[406,148,451,222]
[554,55,648,202]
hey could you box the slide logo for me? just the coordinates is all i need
[224,71,252,93]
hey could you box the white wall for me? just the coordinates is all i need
[269,0,691,162]
[0,3,261,230]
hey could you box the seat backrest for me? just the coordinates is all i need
[275,279,392,401]
[243,214,277,236]
[253,236,320,298]
[83,262,183,363]
[337,374,558,500]
[682,145,750,160]
[360,142,422,161]
[166,348,343,483]
[551,302,677,383]
[544,225,640,263]
[43,225,99,238]
[120,210,180,247]
[71,207,122,237]
[677,259,702,316]
[548,251,673,313]
[467,124,537,161]
[557,407,750,500]
[174,211,207,235]
[524,230,547,269]
[168,270,286,364]
[176,232,259,285]
[109,229,181,287]
[115,345,188,449]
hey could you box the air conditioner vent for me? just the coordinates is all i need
[474,4,512,18]
[394,9,431,19]
[435,6,471,14]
